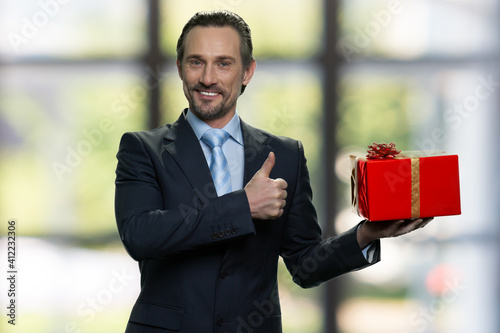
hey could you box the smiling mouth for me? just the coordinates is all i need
[199,91,219,97]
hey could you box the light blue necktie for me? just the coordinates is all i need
[201,129,232,196]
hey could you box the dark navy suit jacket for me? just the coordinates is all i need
[114,110,380,332]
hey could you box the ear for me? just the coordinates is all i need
[242,59,256,86]
[176,59,183,80]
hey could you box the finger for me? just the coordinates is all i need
[410,218,424,225]
[257,152,275,178]
[394,217,432,237]
[281,190,288,199]
[393,219,420,237]
[393,228,412,237]
[276,178,288,190]
[388,219,405,229]
[416,217,433,229]
[281,198,287,207]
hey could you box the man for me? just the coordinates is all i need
[114,10,431,333]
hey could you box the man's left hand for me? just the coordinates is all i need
[357,217,434,249]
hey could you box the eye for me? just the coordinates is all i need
[219,62,230,67]
[189,60,202,67]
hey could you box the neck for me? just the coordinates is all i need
[205,118,232,129]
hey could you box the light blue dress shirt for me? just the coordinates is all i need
[186,109,245,191]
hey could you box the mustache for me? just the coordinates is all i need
[192,84,223,93]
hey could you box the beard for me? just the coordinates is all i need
[185,83,238,121]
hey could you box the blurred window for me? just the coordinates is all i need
[0,0,149,236]
[335,1,500,332]
[0,0,147,59]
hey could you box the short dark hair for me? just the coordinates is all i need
[176,10,254,94]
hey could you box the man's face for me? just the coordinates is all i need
[177,26,255,125]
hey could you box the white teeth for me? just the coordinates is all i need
[200,91,218,96]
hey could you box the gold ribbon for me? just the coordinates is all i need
[410,157,420,218]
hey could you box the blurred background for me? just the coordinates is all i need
[0,0,499,332]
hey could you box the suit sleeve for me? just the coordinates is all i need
[280,141,380,288]
[114,132,256,261]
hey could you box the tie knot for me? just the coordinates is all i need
[201,128,230,149]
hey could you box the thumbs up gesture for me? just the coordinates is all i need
[244,152,288,220]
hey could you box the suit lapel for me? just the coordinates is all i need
[240,120,273,185]
[163,111,214,193]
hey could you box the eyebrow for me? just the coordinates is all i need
[186,54,237,62]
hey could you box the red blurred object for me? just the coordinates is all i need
[426,264,461,296]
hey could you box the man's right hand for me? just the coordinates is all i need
[244,152,288,220]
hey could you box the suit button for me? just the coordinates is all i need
[232,227,237,234]
[218,230,225,238]
[225,228,231,236]
[216,317,225,327]
[211,232,218,240]
[220,270,228,279]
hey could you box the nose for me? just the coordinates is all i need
[200,64,217,87]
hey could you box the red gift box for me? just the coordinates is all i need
[350,150,461,221]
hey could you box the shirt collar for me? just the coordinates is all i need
[186,109,243,146]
